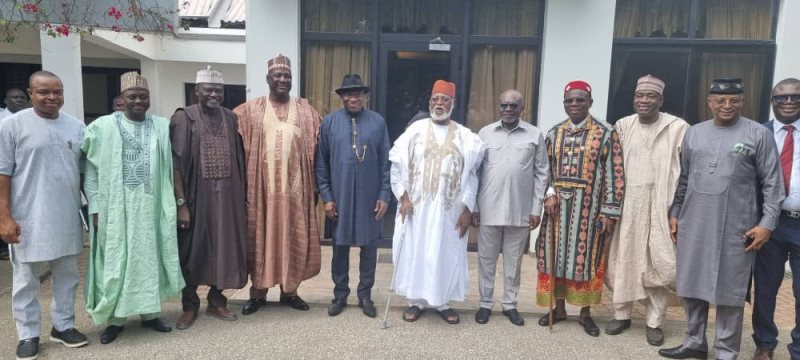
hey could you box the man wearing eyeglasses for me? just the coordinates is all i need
[659,78,783,360]
[751,78,800,360]
[605,75,689,346]
[536,80,625,337]
[316,74,391,318]
[472,89,547,326]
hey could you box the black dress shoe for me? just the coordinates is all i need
[280,295,310,311]
[538,312,567,326]
[579,316,600,337]
[475,308,491,324]
[141,318,172,332]
[502,309,525,326]
[358,299,377,318]
[100,326,124,345]
[242,297,267,315]
[328,300,346,317]
[657,345,708,359]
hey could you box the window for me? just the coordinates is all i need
[304,41,371,116]
[302,0,545,244]
[608,0,777,124]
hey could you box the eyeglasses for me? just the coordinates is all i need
[342,93,365,100]
[563,98,589,105]
[498,103,519,110]
[430,96,453,104]
[710,97,743,106]
[772,94,800,104]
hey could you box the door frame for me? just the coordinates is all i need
[376,41,463,127]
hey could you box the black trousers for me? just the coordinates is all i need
[331,244,377,303]
[182,284,227,312]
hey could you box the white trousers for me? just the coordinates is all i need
[612,286,669,328]
[11,254,80,340]
[408,299,450,312]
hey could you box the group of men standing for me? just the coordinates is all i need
[1,53,799,360]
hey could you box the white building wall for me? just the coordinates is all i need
[245,0,300,99]
[772,0,800,106]
[139,60,246,117]
[39,30,84,121]
[537,0,617,132]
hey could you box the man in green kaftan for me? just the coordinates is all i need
[82,72,184,345]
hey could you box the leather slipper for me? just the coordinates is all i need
[402,306,425,322]
[437,308,460,325]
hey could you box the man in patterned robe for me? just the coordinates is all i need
[536,80,624,337]
[170,66,247,329]
[234,55,322,315]
[83,72,184,344]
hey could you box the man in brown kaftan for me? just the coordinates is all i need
[170,66,248,330]
[234,55,322,314]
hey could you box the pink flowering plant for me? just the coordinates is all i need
[0,0,177,43]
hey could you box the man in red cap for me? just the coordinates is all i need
[536,80,625,337]
[389,80,484,325]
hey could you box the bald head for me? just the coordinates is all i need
[4,88,28,113]
[28,70,61,88]
[498,89,524,126]
[772,78,800,124]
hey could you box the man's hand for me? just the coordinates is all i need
[456,209,472,238]
[374,200,388,221]
[324,201,338,221]
[597,215,616,235]
[669,217,678,244]
[0,215,21,244]
[744,226,771,252]
[399,195,414,223]
[471,212,480,227]
[544,196,558,217]
[529,215,541,230]
[178,205,191,230]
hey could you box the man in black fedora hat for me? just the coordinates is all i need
[316,74,391,317]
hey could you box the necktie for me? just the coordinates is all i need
[781,125,794,194]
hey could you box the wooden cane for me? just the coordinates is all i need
[548,214,557,333]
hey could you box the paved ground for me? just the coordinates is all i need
[0,246,795,359]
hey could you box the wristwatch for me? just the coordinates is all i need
[176,198,186,206]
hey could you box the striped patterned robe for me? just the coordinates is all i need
[536,116,624,306]
[233,96,321,293]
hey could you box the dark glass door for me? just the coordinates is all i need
[376,42,461,244]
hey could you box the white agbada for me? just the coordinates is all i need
[389,119,483,306]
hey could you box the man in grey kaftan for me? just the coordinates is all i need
[317,74,391,318]
[659,78,784,360]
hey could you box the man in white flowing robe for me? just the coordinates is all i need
[605,75,689,346]
[389,80,483,325]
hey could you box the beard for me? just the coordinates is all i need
[429,105,454,121]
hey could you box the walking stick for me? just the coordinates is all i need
[380,217,407,329]
[548,215,557,333]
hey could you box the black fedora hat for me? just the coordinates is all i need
[335,74,370,95]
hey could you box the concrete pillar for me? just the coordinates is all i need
[40,29,84,121]
[245,0,300,99]
[139,59,164,116]
[537,0,617,133]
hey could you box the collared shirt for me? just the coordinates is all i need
[774,118,800,210]
[477,119,549,226]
